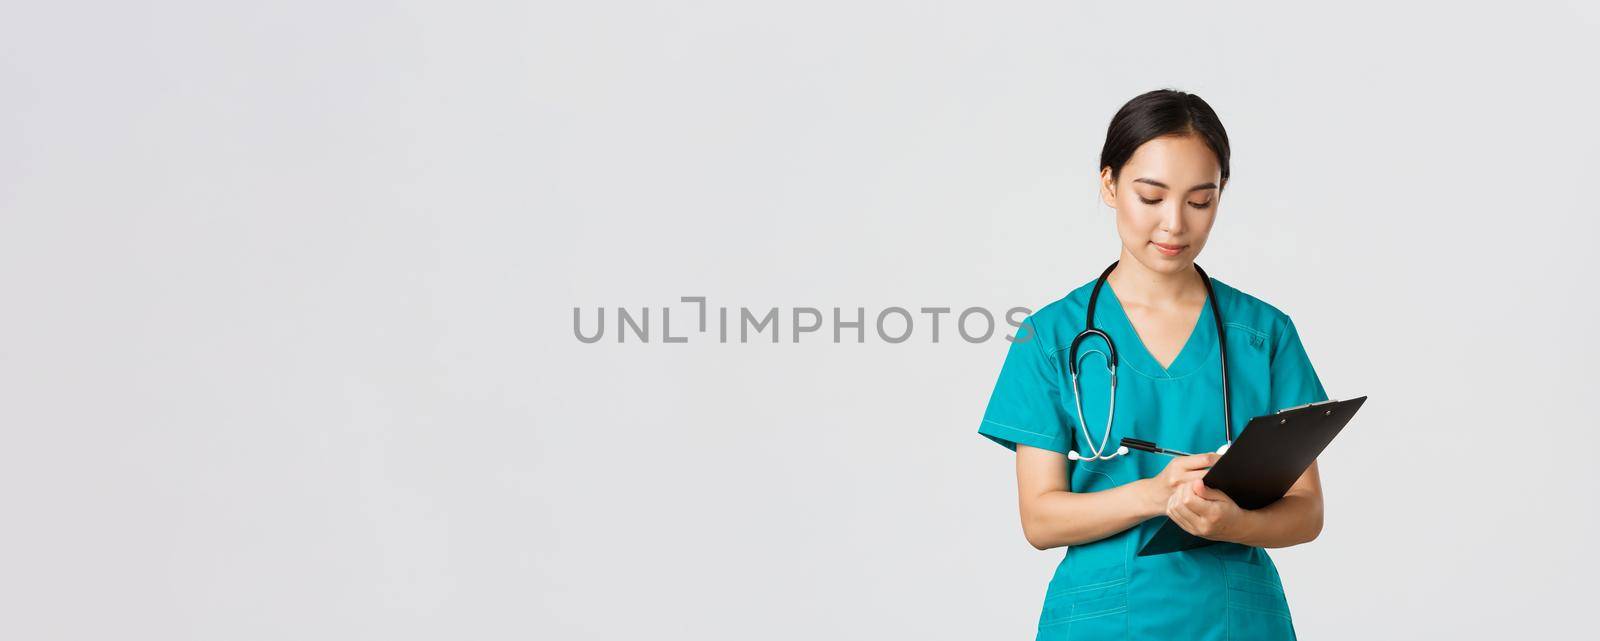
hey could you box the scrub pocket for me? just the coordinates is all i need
[1037,564,1130,640]
[1220,558,1297,641]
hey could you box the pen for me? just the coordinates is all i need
[1119,437,1193,458]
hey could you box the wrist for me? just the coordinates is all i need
[1222,506,1261,544]
[1136,478,1166,518]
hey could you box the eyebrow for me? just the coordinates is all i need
[1132,178,1218,192]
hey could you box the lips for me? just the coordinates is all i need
[1151,241,1187,255]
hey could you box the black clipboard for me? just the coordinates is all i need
[1137,396,1368,556]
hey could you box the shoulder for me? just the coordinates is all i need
[1016,278,1099,358]
[1207,275,1299,351]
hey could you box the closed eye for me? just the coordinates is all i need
[1139,197,1214,209]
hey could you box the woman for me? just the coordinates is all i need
[977,89,1330,640]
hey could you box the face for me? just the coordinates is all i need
[1098,134,1225,275]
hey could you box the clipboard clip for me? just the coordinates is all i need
[1277,398,1340,414]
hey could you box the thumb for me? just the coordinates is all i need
[1190,478,1220,500]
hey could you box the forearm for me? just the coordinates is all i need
[1225,491,1323,548]
[1021,479,1163,550]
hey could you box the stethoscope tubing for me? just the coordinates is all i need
[1067,260,1232,461]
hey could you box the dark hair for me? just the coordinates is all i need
[1099,89,1231,188]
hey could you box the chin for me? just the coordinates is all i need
[1150,261,1194,274]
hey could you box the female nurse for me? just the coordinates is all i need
[977,89,1332,641]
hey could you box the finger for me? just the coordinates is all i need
[1168,497,1200,534]
[1168,510,1191,534]
[1174,490,1220,535]
[1181,486,1208,513]
[1166,485,1188,513]
[1174,453,1222,470]
[1190,479,1226,502]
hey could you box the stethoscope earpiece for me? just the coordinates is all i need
[1068,447,1129,462]
[1216,442,1230,455]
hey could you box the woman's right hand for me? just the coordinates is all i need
[1142,453,1220,515]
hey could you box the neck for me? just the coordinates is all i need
[1106,248,1205,308]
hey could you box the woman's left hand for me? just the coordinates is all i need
[1166,478,1252,542]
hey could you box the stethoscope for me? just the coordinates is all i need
[1066,260,1234,461]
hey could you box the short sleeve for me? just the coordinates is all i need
[976,317,1074,455]
[1269,315,1330,412]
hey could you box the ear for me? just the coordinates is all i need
[1099,167,1117,209]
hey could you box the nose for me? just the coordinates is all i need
[1160,200,1185,234]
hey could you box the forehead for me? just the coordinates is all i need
[1123,135,1220,182]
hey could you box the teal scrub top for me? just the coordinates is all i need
[978,275,1329,641]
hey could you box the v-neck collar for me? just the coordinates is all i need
[1097,278,1217,379]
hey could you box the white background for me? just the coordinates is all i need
[4,1,1598,639]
